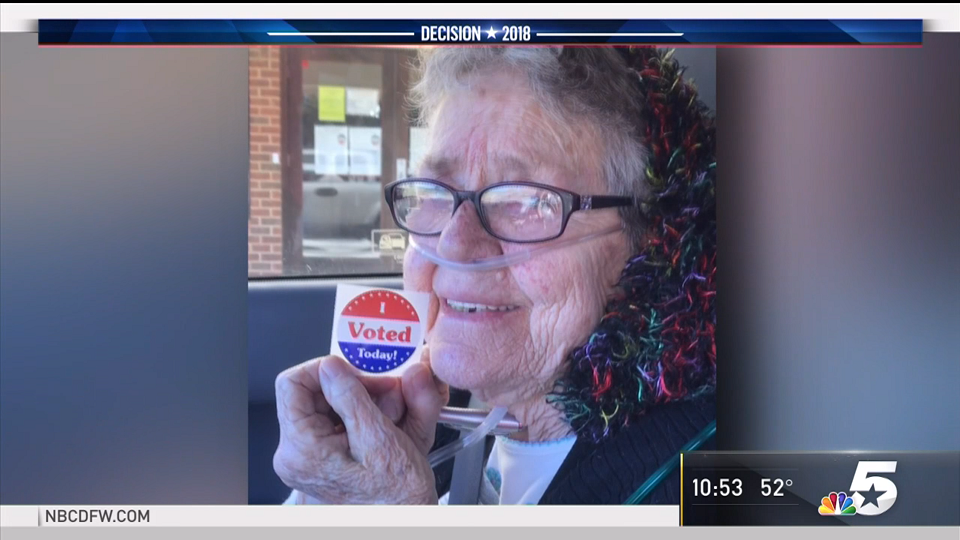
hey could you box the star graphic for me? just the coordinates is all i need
[486,27,498,39]
[857,483,885,509]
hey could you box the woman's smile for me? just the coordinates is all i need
[438,295,523,321]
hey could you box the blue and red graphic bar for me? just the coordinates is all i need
[38,19,922,46]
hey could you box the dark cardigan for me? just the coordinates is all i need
[538,395,716,505]
[432,391,716,505]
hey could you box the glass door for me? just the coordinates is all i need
[281,48,416,276]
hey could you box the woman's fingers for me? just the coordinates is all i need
[421,347,450,406]
[276,356,404,428]
[400,361,445,455]
[275,357,335,435]
[318,356,393,464]
[357,376,405,424]
[367,379,406,424]
[274,357,353,495]
[275,355,441,505]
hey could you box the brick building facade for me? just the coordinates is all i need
[248,47,284,277]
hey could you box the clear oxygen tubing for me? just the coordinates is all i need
[427,406,508,468]
[408,224,625,272]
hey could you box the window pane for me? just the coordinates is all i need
[247,48,414,278]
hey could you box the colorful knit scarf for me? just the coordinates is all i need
[550,47,718,443]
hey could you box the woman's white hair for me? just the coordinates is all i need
[408,47,649,250]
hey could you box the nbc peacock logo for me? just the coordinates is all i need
[818,460,898,517]
[819,491,858,515]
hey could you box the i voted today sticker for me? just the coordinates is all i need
[329,284,430,377]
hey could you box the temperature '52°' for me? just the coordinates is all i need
[761,478,794,497]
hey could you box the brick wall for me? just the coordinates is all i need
[248,47,284,277]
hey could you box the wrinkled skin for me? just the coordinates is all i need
[405,69,630,437]
[274,69,629,503]
[273,353,447,504]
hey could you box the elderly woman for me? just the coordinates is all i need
[274,46,716,505]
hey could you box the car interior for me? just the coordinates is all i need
[247,46,715,505]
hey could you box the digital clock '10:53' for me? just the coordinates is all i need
[692,478,744,497]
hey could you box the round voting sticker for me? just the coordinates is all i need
[336,289,422,374]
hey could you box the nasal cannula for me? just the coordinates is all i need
[429,406,510,467]
[408,224,624,272]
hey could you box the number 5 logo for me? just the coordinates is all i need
[849,461,897,516]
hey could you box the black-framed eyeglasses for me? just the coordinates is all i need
[384,178,633,243]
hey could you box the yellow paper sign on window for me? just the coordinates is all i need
[318,86,346,122]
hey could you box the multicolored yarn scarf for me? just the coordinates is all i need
[550,47,717,443]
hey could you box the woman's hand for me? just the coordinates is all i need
[273,352,447,504]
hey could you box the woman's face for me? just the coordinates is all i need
[403,71,630,406]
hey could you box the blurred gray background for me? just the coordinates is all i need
[1,34,250,503]
[715,34,960,451]
[673,47,716,111]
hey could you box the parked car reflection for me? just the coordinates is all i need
[301,147,383,242]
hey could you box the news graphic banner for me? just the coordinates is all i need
[37,19,922,45]
[3,505,679,527]
[681,451,960,526]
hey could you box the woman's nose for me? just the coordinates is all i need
[435,201,503,262]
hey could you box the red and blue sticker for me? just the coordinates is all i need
[334,287,424,374]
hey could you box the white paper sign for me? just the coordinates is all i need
[313,124,349,176]
[329,284,430,377]
[348,127,382,176]
[346,87,381,118]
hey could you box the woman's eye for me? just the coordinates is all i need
[538,198,559,215]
